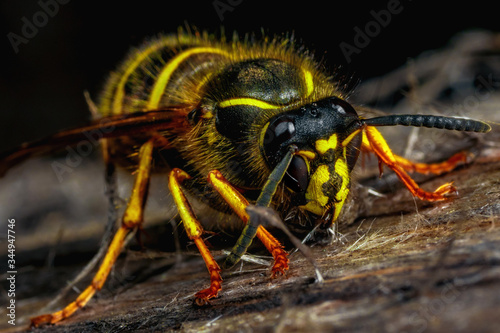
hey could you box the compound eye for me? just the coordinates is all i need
[284,156,309,193]
[262,116,296,166]
[330,97,358,117]
[270,117,295,145]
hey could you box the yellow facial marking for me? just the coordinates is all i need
[296,150,316,160]
[332,158,350,221]
[301,164,330,216]
[315,133,338,155]
[300,158,351,219]
[219,97,282,110]
[147,47,230,110]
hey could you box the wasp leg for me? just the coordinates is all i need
[362,126,455,201]
[207,170,289,276]
[41,139,120,312]
[393,151,468,175]
[168,168,222,305]
[30,139,155,327]
[360,128,469,175]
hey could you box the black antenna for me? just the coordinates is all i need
[363,114,491,133]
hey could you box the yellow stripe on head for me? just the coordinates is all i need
[219,97,282,110]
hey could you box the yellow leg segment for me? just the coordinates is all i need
[207,170,288,276]
[168,168,222,305]
[30,139,155,327]
[362,127,456,201]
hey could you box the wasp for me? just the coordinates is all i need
[0,29,491,327]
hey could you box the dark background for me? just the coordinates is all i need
[1,0,498,153]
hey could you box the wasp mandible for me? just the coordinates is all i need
[0,29,491,327]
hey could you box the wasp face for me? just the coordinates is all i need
[261,97,362,225]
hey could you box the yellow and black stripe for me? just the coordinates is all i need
[98,31,335,118]
[97,30,342,194]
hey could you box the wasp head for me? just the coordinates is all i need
[261,97,362,227]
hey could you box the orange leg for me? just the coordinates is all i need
[362,127,456,201]
[394,151,469,175]
[168,168,222,305]
[207,170,288,276]
[30,139,155,327]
